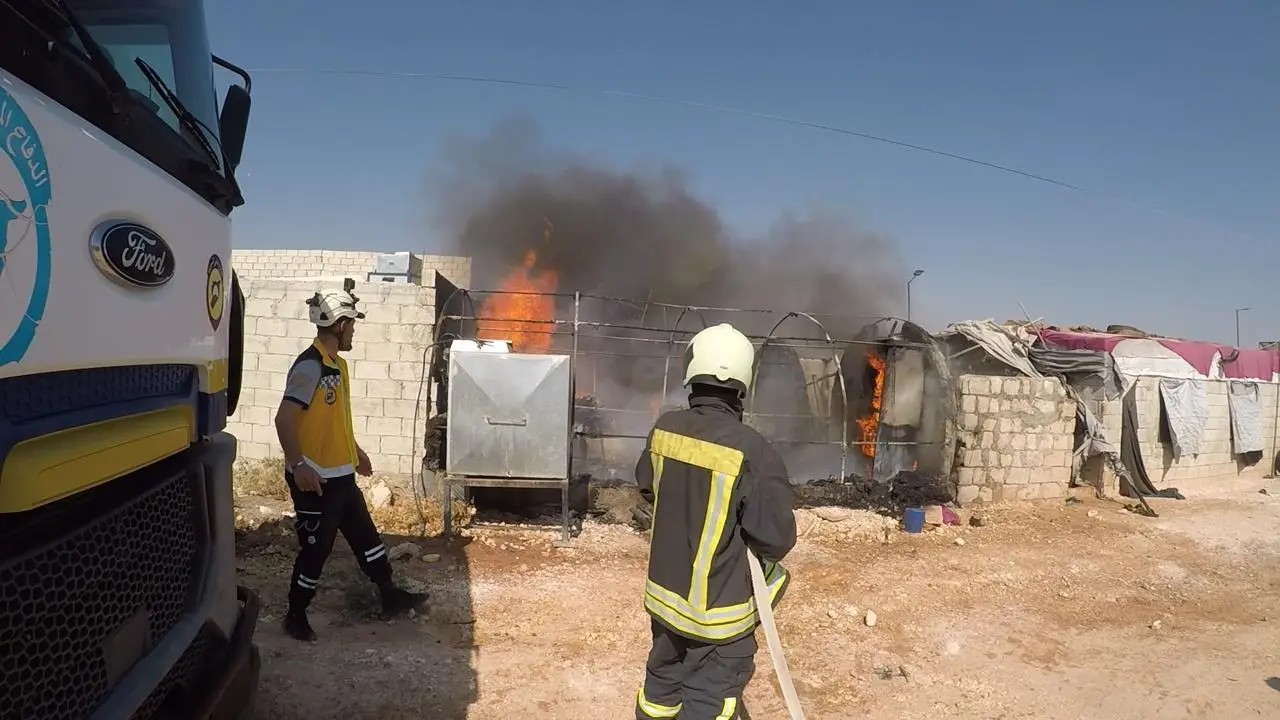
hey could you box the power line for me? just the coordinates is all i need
[247,67,1084,191]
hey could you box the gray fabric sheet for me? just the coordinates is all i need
[1158,378,1209,457]
[1228,381,1264,454]
[938,320,1041,378]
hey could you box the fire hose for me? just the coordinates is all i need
[747,553,807,720]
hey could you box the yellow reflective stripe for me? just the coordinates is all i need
[650,453,665,503]
[689,469,736,611]
[645,592,757,641]
[645,429,788,642]
[697,559,788,621]
[636,689,681,718]
[650,428,744,477]
[644,563,788,641]
[716,697,739,719]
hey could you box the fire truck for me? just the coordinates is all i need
[0,1,258,718]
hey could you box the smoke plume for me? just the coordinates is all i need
[428,116,904,341]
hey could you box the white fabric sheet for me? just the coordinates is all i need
[1158,378,1209,457]
[1228,381,1264,455]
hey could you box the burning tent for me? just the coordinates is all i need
[828,318,956,487]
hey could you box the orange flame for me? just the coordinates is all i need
[477,247,559,353]
[854,350,885,459]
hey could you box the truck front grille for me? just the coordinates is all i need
[0,468,203,720]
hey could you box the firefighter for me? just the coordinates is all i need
[274,283,428,642]
[634,323,798,720]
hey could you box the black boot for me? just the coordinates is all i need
[283,608,317,642]
[379,583,428,617]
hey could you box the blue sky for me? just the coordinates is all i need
[207,0,1278,345]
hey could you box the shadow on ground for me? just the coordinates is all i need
[236,517,478,719]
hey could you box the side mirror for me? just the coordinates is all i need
[219,84,251,173]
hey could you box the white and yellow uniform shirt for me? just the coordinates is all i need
[282,340,358,478]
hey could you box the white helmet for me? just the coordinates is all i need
[307,282,366,328]
[683,323,756,394]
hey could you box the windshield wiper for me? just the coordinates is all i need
[49,0,131,112]
[133,57,224,174]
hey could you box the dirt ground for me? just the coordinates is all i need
[234,475,1280,720]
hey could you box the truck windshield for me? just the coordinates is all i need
[64,0,221,160]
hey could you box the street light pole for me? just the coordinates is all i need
[906,269,924,322]
[1235,307,1251,348]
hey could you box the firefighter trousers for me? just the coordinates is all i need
[636,619,755,720]
[286,472,393,611]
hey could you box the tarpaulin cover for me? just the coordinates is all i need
[1218,349,1280,381]
[1075,401,1117,459]
[1042,329,1216,374]
[1158,378,1208,457]
[1120,388,1185,500]
[1041,329,1280,381]
[1228,381,1264,454]
[938,320,1040,378]
[1029,346,1109,376]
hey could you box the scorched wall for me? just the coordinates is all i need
[953,374,1076,503]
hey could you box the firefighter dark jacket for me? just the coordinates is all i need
[635,394,798,644]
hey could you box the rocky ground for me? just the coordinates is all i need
[234,471,1280,720]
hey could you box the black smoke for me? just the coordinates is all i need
[428,116,904,340]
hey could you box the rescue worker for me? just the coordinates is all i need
[274,282,427,642]
[634,323,798,720]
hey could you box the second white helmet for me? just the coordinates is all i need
[307,287,366,328]
[683,323,756,394]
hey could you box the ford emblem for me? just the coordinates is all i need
[89,221,175,288]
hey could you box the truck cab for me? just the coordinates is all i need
[0,1,257,718]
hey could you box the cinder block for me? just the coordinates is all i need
[388,361,425,382]
[237,405,271,427]
[266,336,304,356]
[257,354,292,374]
[363,342,400,362]
[250,424,278,445]
[367,416,402,436]
[386,325,428,344]
[255,318,288,337]
[237,441,272,460]
[350,360,390,381]
[379,435,415,456]
[243,334,269,354]
[265,372,289,393]
[381,398,418,419]
[349,415,367,435]
[350,397,384,417]
[364,379,402,399]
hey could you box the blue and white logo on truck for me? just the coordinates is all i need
[0,87,53,367]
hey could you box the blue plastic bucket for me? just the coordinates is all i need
[903,507,926,534]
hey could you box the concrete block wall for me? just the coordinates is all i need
[953,374,1076,504]
[231,249,472,288]
[225,278,437,480]
[1131,376,1278,484]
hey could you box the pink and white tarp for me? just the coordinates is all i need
[1039,329,1280,382]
